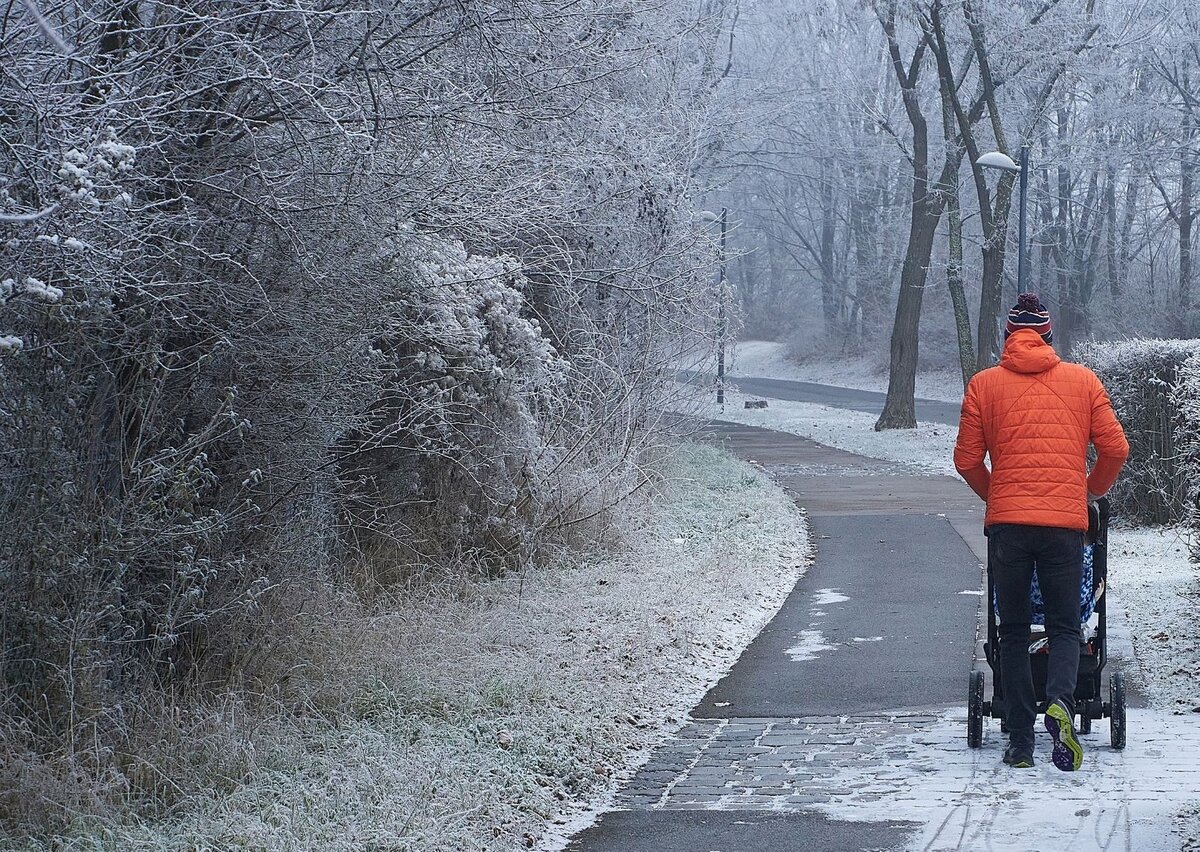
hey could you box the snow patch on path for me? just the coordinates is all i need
[812,588,850,605]
[651,707,1198,851]
[785,630,836,662]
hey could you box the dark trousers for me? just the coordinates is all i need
[989,523,1084,747]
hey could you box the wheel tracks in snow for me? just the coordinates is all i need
[614,704,1187,850]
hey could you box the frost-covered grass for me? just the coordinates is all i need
[5,443,808,852]
[1110,524,1200,711]
[1105,523,1200,848]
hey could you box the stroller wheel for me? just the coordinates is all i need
[1079,712,1092,735]
[967,670,984,748]
[1110,672,1127,750]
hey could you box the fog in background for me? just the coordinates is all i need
[711,0,1198,405]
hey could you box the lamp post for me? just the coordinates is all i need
[699,208,729,406]
[976,145,1031,295]
[716,206,728,406]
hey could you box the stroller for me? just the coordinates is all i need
[967,498,1127,750]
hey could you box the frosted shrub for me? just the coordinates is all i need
[1176,354,1200,558]
[343,236,569,577]
[1076,339,1200,524]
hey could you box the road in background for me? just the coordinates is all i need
[676,370,963,426]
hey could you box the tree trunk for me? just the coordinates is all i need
[974,185,1012,370]
[848,165,873,350]
[1070,170,1103,353]
[932,33,976,389]
[766,239,786,327]
[1118,162,1143,291]
[819,169,840,340]
[1054,160,1073,352]
[1038,165,1056,325]
[876,4,935,431]
[946,177,976,388]
[1104,166,1119,297]
[877,198,943,429]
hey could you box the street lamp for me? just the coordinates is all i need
[976,145,1031,295]
[698,208,729,406]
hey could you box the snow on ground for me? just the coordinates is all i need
[636,704,1200,850]
[1108,524,1200,847]
[806,705,1200,851]
[36,368,1191,850]
[1108,525,1200,713]
[725,340,966,403]
[677,338,966,478]
[18,444,809,852]
[689,385,959,477]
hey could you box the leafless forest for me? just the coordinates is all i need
[727,0,1200,426]
[1,0,1198,845]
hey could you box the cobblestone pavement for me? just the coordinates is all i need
[614,706,1200,850]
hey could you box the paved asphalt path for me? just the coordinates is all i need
[694,512,978,719]
[676,370,963,426]
[566,422,984,852]
[566,421,1148,851]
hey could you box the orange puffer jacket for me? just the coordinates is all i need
[954,329,1129,531]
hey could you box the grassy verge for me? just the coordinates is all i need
[6,442,809,851]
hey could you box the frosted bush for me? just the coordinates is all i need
[20,277,62,303]
[345,235,571,573]
[95,139,136,173]
[54,136,136,210]
[1076,339,1200,525]
[56,149,95,203]
[1176,354,1200,558]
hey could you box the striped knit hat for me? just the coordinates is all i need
[1004,292,1053,344]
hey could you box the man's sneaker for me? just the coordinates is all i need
[1002,744,1035,768]
[1044,699,1084,771]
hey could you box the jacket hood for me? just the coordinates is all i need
[999,328,1061,375]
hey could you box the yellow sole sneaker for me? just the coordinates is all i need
[1045,700,1084,772]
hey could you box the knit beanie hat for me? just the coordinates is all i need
[1004,292,1053,344]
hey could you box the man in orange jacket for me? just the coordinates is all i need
[954,293,1129,771]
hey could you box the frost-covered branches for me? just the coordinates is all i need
[0,0,733,832]
[721,0,1200,378]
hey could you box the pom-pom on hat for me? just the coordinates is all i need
[1005,292,1053,344]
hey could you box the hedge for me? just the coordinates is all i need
[1075,339,1200,526]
